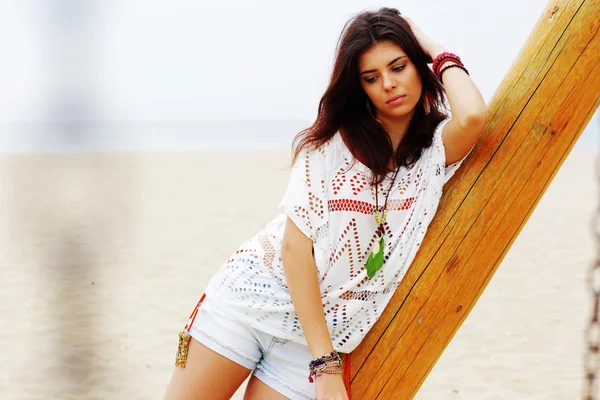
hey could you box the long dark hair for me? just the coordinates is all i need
[290,7,448,185]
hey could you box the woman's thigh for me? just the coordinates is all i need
[163,338,252,400]
[164,295,266,400]
[243,375,290,400]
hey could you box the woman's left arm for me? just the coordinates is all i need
[405,17,488,165]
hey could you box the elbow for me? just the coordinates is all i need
[460,109,487,132]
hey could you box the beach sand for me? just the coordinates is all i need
[0,147,595,399]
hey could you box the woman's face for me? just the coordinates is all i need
[358,40,423,122]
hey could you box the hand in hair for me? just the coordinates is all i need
[403,16,445,63]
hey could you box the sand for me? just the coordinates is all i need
[0,147,595,399]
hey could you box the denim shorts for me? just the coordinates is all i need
[188,295,317,400]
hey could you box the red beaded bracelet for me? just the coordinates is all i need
[432,52,463,76]
[435,58,462,76]
[434,57,463,77]
[432,51,462,69]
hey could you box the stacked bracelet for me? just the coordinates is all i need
[432,51,462,76]
[439,64,470,85]
[308,350,343,383]
[431,51,470,85]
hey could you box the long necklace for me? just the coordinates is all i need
[364,166,401,279]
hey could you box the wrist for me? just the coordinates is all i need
[428,45,448,60]
[310,347,335,360]
[431,51,464,77]
[308,350,342,383]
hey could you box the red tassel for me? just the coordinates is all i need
[424,92,433,115]
[175,293,206,368]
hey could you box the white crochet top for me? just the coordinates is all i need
[204,118,468,353]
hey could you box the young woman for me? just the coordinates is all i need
[164,7,486,400]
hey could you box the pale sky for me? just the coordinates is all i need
[1,0,555,123]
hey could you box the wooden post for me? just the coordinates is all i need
[347,0,600,398]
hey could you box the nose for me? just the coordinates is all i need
[382,73,396,91]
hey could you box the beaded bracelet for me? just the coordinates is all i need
[434,56,462,76]
[308,351,343,383]
[433,51,462,63]
[308,350,341,369]
[436,58,462,75]
[309,369,344,383]
[321,368,343,375]
[432,52,462,72]
[315,360,342,370]
[432,52,463,75]
[309,362,344,382]
[310,359,342,376]
[439,64,470,85]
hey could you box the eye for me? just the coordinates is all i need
[365,76,376,84]
[393,65,405,72]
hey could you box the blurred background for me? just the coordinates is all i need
[0,0,596,152]
[0,1,596,399]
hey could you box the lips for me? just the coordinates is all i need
[387,95,405,103]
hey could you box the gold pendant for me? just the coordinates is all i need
[364,236,385,279]
[374,210,387,225]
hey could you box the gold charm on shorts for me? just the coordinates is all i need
[176,293,206,367]
[175,330,192,367]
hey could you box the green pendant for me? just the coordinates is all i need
[364,236,385,279]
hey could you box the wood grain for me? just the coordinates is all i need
[347,0,600,398]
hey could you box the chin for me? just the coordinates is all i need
[383,107,413,120]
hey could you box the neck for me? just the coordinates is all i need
[377,109,415,169]
[377,111,414,152]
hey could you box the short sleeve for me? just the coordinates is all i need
[277,142,331,242]
[436,117,474,184]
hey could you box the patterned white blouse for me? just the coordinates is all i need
[204,118,469,353]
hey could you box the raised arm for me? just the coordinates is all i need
[404,17,487,165]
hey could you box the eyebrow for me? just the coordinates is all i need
[360,56,407,76]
